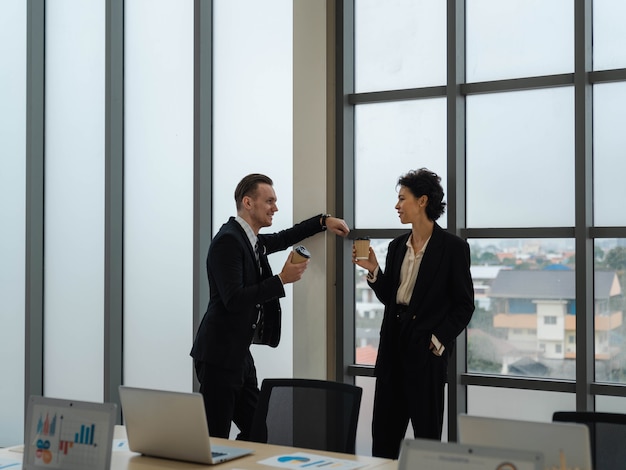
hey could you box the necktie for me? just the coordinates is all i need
[254,241,262,274]
[253,241,264,342]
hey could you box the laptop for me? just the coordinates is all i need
[458,414,592,470]
[118,385,253,465]
[398,438,544,470]
[23,395,117,470]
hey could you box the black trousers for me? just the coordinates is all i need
[371,316,446,459]
[194,351,259,440]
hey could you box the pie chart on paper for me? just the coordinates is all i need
[278,455,311,463]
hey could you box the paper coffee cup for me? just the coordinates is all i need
[292,245,311,264]
[354,237,370,260]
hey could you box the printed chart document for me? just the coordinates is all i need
[258,452,368,470]
[22,396,116,470]
[0,458,22,469]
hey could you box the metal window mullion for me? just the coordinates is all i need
[461,73,574,95]
[104,0,124,422]
[574,0,594,411]
[461,374,576,393]
[25,0,45,406]
[349,86,446,104]
[463,227,576,239]
[591,227,626,238]
[446,0,466,441]
[193,0,213,392]
[589,68,626,84]
[337,0,356,384]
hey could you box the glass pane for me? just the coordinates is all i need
[124,0,194,391]
[466,0,573,82]
[0,0,26,447]
[468,238,576,380]
[354,376,376,456]
[593,83,626,226]
[213,0,293,385]
[593,0,626,71]
[44,0,105,401]
[466,88,575,228]
[354,0,446,93]
[597,395,626,413]
[355,239,392,366]
[354,99,447,229]
[468,386,575,421]
[594,239,626,383]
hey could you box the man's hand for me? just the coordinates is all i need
[278,251,309,284]
[325,216,350,237]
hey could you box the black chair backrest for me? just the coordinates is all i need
[553,411,626,470]
[249,378,363,454]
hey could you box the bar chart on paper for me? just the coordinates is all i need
[29,408,108,469]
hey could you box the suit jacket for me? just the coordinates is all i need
[369,223,475,379]
[191,215,324,372]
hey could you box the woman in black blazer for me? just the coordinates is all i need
[353,168,475,459]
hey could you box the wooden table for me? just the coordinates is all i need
[1,426,396,470]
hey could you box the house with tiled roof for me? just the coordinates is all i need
[488,269,623,366]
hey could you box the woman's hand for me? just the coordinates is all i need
[352,244,378,274]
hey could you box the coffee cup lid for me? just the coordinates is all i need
[294,245,311,258]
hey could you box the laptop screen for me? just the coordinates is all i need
[399,438,544,470]
[23,395,116,470]
[118,386,253,465]
[458,414,592,470]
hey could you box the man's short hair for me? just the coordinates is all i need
[234,173,274,210]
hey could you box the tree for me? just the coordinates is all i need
[502,257,516,267]
[605,246,626,271]
[595,246,605,262]
[467,336,501,374]
[478,252,499,265]
[468,306,494,332]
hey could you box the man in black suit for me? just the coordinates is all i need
[353,168,475,459]
[191,173,350,440]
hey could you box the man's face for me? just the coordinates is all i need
[246,183,278,231]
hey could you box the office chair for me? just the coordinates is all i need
[249,378,363,454]
[553,411,626,470]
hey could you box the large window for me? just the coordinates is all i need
[594,239,626,384]
[342,0,626,443]
[593,82,626,226]
[354,0,446,92]
[44,0,106,401]
[0,0,26,447]
[466,88,575,228]
[123,0,194,392]
[11,0,296,448]
[355,100,447,229]
[465,0,573,82]
[213,0,294,384]
[467,239,580,380]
